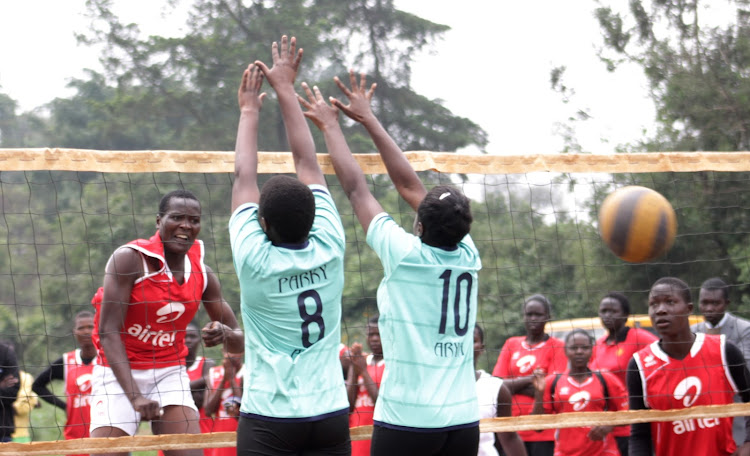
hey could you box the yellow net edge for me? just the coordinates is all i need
[2,149,750,174]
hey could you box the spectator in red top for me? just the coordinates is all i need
[531,329,627,456]
[492,295,567,456]
[628,277,750,456]
[589,291,657,456]
[33,308,98,456]
[347,315,384,456]
[203,348,243,456]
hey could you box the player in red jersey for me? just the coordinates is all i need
[347,316,385,456]
[203,348,243,456]
[589,292,657,456]
[532,329,627,456]
[493,295,567,456]
[474,325,526,456]
[33,306,97,456]
[158,322,216,456]
[628,277,750,456]
[90,189,243,456]
[184,321,215,438]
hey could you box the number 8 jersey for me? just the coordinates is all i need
[229,185,348,420]
[366,213,482,430]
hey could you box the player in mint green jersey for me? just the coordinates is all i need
[299,71,481,456]
[230,36,350,455]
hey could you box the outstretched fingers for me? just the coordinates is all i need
[238,64,266,109]
[334,75,352,98]
[298,82,339,128]
[249,65,265,93]
[254,59,271,76]
[298,82,317,108]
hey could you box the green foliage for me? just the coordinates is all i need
[590,0,750,305]
[43,0,485,153]
[10,0,750,446]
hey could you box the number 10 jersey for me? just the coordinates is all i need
[367,213,482,430]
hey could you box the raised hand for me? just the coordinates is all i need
[238,64,266,113]
[340,345,352,372]
[202,321,231,347]
[531,368,546,394]
[298,82,339,131]
[350,342,367,375]
[255,35,303,89]
[331,69,377,123]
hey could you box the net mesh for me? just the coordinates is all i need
[2,148,750,455]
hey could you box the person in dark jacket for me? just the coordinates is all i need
[0,341,21,442]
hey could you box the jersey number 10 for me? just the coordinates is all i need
[438,269,472,337]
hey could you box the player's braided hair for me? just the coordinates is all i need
[417,185,472,247]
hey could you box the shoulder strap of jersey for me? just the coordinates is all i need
[594,370,610,411]
[550,373,563,405]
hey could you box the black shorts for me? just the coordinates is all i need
[236,412,351,456]
[371,423,479,456]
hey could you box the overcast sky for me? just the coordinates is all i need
[0,0,657,155]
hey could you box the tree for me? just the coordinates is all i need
[64,0,486,153]
[590,0,750,309]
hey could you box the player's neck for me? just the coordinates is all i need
[526,333,548,345]
[660,332,696,360]
[80,345,97,360]
[568,366,591,383]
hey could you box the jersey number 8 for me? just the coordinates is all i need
[297,290,325,348]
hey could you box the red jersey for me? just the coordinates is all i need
[63,349,97,444]
[204,365,243,456]
[350,355,385,456]
[633,333,737,456]
[187,356,214,435]
[93,232,206,369]
[590,327,657,438]
[493,336,567,441]
[591,327,657,386]
[543,370,628,456]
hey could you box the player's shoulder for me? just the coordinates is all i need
[548,336,566,347]
[502,336,525,348]
[598,369,623,384]
[310,185,337,211]
[729,312,750,330]
[628,327,659,342]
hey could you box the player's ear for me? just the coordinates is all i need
[259,217,268,233]
[687,301,694,313]
[414,221,423,238]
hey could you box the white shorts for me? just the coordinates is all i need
[89,364,197,436]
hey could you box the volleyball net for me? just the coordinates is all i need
[2,149,750,455]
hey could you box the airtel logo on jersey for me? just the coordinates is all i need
[76,373,93,393]
[516,355,537,374]
[568,390,591,411]
[674,376,702,407]
[156,302,186,324]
